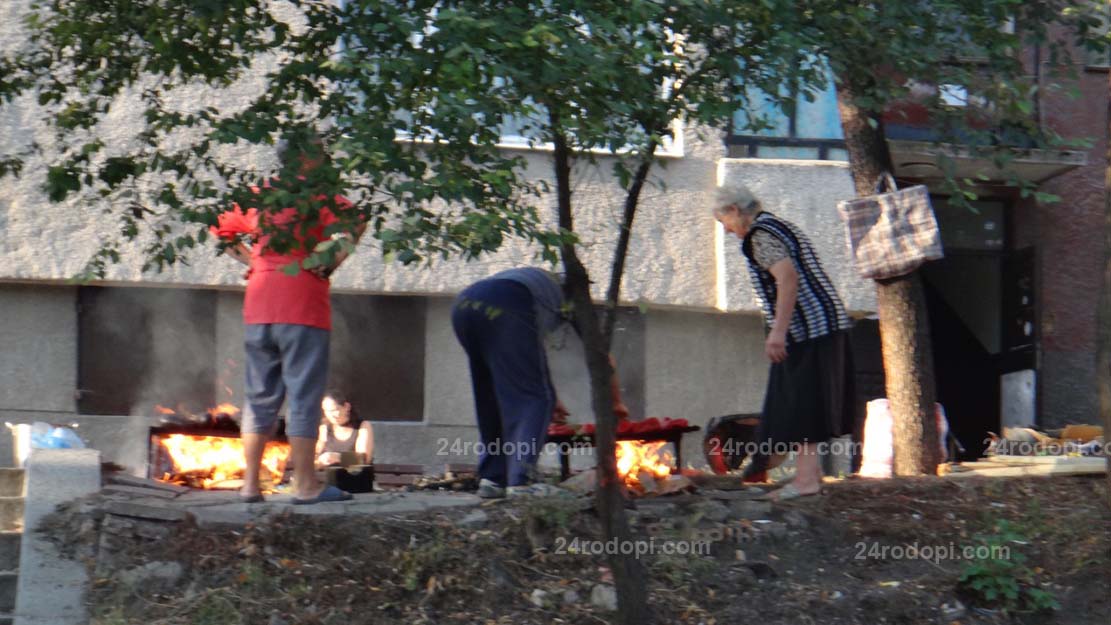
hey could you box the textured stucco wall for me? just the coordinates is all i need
[0,1,872,316]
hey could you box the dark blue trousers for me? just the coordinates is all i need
[452,279,555,487]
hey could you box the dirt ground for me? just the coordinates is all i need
[46,474,1111,625]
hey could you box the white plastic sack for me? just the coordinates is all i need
[859,399,948,478]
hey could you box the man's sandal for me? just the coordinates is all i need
[292,485,353,505]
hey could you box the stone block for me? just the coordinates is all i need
[0,472,24,498]
[0,572,15,613]
[103,501,191,523]
[0,500,23,534]
[0,533,20,572]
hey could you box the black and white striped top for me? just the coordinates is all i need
[740,212,852,343]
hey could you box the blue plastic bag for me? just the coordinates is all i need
[28,422,86,449]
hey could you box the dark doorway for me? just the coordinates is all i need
[917,196,1031,459]
[921,259,1001,460]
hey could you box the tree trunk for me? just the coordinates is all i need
[551,128,650,625]
[1099,71,1111,511]
[836,83,942,475]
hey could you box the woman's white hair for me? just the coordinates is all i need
[714,181,761,216]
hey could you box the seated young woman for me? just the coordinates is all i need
[315,390,374,468]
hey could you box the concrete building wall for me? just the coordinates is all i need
[0,284,155,469]
[0,0,876,472]
[214,291,248,405]
[0,281,778,472]
[645,309,768,469]
[0,285,76,418]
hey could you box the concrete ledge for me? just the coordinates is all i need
[14,449,101,625]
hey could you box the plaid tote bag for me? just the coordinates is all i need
[837,173,943,280]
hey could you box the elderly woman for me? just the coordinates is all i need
[713,182,855,500]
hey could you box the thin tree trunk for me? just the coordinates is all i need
[1099,71,1111,511]
[551,127,649,625]
[836,83,942,475]
[603,151,655,341]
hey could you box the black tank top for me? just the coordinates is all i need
[322,424,358,454]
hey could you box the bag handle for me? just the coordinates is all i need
[874,172,898,194]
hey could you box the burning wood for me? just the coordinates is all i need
[616,440,675,495]
[156,434,290,490]
[154,403,243,430]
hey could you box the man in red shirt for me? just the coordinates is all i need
[220,133,364,504]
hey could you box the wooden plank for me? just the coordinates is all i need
[945,457,1105,478]
[980,455,1105,465]
[444,463,477,472]
[376,474,420,487]
[373,464,424,475]
[107,473,190,494]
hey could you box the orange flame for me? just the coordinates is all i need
[209,403,240,416]
[158,435,290,489]
[616,441,674,491]
[154,405,176,415]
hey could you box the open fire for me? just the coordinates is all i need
[150,404,291,490]
[616,440,675,493]
[157,435,291,489]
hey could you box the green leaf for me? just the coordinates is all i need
[99,157,138,186]
[45,166,80,202]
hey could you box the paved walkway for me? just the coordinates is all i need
[101,479,482,527]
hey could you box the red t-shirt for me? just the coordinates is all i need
[235,187,352,330]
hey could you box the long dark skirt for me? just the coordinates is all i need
[751,330,855,467]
